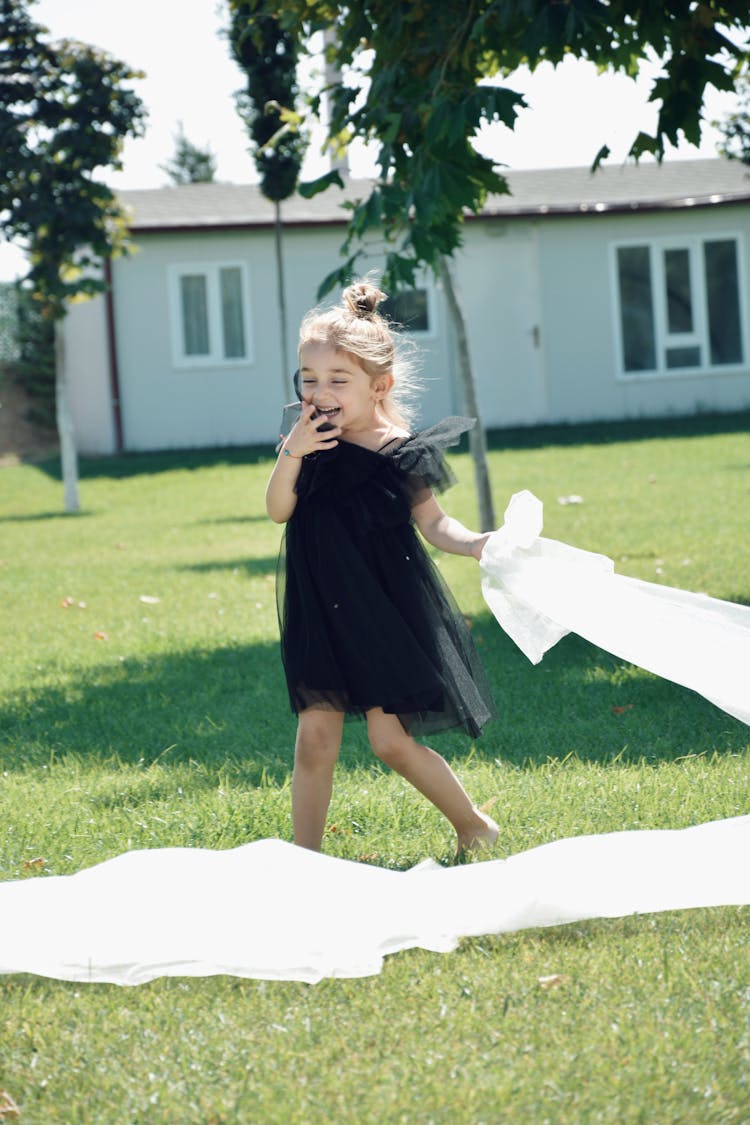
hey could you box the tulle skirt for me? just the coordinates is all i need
[279,511,496,737]
[277,434,496,738]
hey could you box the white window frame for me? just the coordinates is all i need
[167,261,253,369]
[610,233,747,380]
[657,243,705,367]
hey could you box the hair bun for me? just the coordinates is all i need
[343,280,387,320]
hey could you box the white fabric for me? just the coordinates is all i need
[480,490,750,724]
[0,817,748,985]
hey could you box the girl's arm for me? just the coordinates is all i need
[265,404,340,523]
[411,492,490,560]
[265,447,304,524]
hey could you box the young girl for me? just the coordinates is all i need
[266,280,499,855]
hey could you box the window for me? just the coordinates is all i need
[169,262,252,367]
[613,237,745,376]
[381,287,433,334]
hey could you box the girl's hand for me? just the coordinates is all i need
[281,402,341,459]
[469,533,491,561]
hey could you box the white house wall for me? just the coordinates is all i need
[64,287,116,455]
[541,205,750,423]
[457,205,750,430]
[112,228,279,451]
[64,199,750,456]
[107,226,456,452]
[455,222,548,428]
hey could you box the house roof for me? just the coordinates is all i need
[119,158,750,233]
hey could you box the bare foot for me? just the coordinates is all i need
[455,810,500,858]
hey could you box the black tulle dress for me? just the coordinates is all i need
[276,417,497,739]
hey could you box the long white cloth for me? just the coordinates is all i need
[0,817,748,985]
[480,491,750,724]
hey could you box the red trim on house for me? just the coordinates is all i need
[103,257,124,453]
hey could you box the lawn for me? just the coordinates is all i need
[1,413,749,1123]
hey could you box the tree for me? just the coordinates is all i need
[297,1,748,282]
[228,3,308,403]
[715,75,750,163]
[229,0,750,530]
[160,122,217,184]
[0,0,145,510]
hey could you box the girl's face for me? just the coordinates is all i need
[298,342,391,433]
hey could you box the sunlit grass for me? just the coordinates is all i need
[0,414,749,1123]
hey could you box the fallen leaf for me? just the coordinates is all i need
[538,974,566,989]
[115,542,127,550]
[0,1090,20,1119]
[22,856,46,871]
[612,704,634,715]
[93,631,109,641]
[61,596,75,608]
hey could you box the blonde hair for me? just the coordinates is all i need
[298,277,420,429]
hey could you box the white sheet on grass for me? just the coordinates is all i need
[480,490,750,725]
[0,817,748,985]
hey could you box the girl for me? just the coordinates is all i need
[266,280,499,855]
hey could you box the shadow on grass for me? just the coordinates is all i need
[24,409,750,483]
[722,593,750,608]
[0,510,96,523]
[29,444,279,483]
[1,614,746,783]
[194,515,270,526]
[176,556,278,577]
[485,408,750,452]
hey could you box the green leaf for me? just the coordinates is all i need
[629,131,662,160]
[315,254,359,300]
[298,169,345,199]
[591,144,610,172]
[466,85,526,131]
[381,113,402,145]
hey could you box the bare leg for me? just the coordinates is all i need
[292,708,344,851]
[365,708,499,853]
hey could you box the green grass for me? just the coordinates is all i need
[1,414,749,1123]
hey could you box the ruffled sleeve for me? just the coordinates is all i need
[387,416,475,504]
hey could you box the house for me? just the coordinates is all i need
[64,159,750,455]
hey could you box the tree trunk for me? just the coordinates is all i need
[54,319,80,513]
[275,200,294,402]
[437,255,495,532]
